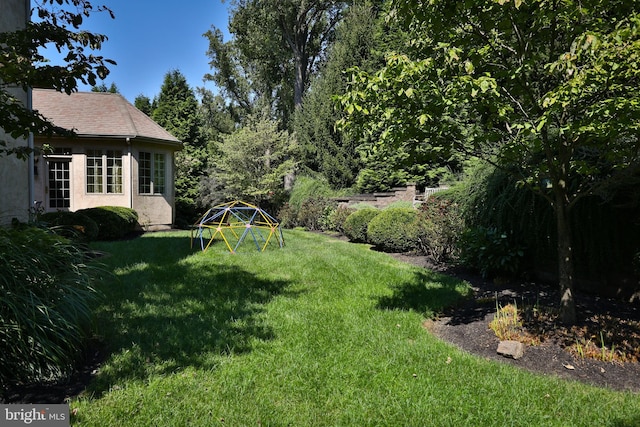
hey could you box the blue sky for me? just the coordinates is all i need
[52,0,231,102]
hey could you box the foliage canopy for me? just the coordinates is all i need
[338,0,640,323]
[0,0,115,156]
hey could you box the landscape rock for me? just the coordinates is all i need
[497,340,524,359]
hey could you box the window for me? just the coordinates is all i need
[107,150,123,193]
[86,150,103,193]
[86,150,123,194]
[138,151,165,195]
[138,152,151,193]
[154,153,166,194]
[48,161,71,208]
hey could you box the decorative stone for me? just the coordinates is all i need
[497,340,524,359]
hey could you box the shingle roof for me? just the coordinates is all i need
[32,88,181,146]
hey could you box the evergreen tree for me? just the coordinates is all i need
[133,94,153,116]
[208,112,297,210]
[294,2,381,188]
[91,82,119,93]
[151,70,206,224]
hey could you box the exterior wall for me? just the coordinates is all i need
[34,138,132,212]
[131,142,176,229]
[0,0,31,226]
[34,138,178,229]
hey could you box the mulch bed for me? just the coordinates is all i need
[390,253,640,393]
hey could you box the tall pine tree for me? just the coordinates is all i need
[151,70,205,224]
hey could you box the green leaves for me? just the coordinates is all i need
[213,113,297,205]
[0,227,101,388]
[0,1,115,146]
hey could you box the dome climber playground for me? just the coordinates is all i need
[191,200,284,253]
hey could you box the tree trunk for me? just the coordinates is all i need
[294,53,305,109]
[554,190,577,325]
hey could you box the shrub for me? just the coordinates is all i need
[174,199,201,229]
[39,211,99,242]
[76,206,138,240]
[297,197,336,231]
[459,226,525,278]
[288,176,334,211]
[367,207,420,253]
[385,200,413,210]
[328,206,355,234]
[0,227,100,390]
[277,203,298,229]
[343,208,379,243]
[417,196,464,262]
[281,175,346,231]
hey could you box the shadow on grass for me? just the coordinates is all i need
[88,234,293,395]
[376,269,470,317]
[610,415,640,427]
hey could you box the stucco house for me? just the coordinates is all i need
[0,0,31,226]
[32,89,182,229]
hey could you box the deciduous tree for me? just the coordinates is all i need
[0,0,115,157]
[205,0,348,126]
[339,0,640,324]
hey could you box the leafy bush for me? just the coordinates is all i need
[366,207,420,252]
[417,196,464,262]
[328,206,355,234]
[343,208,379,243]
[76,206,139,240]
[288,176,334,211]
[174,199,202,229]
[297,197,336,231]
[455,162,640,289]
[283,175,352,231]
[277,203,298,229]
[39,211,99,242]
[0,227,100,390]
[385,200,413,210]
[459,226,525,278]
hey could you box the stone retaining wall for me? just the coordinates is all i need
[334,184,448,209]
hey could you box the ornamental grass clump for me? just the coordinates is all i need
[0,226,100,391]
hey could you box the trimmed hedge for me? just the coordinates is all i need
[39,211,99,242]
[343,208,379,243]
[367,207,420,253]
[76,206,139,240]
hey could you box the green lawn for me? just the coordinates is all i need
[71,230,639,426]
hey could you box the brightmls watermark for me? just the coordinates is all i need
[0,405,69,426]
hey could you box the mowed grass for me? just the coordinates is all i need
[72,230,640,426]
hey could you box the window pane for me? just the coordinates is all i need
[107,150,123,193]
[86,150,103,193]
[139,151,151,194]
[153,153,166,194]
[48,161,70,208]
